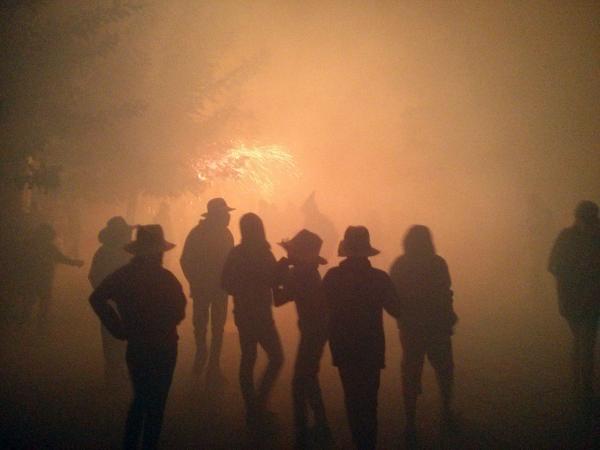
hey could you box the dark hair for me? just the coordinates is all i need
[239,213,270,248]
[403,225,435,256]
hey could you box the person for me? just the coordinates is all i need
[88,216,133,386]
[180,197,235,383]
[89,225,186,450]
[21,223,84,329]
[221,213,284,428]
[389,225,458,442]
[548,200,600,416]
[322,226,401,450]
[275,229,332,448]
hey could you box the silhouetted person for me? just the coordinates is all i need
[389,225,458,442]
[89,216,133,386]
[180,198,235,384]
[322,226,401,450]
[548,201,600,415]
[21,223,84,329]
[301,192,338,264]
[221,213,284,428]
[275,229,332,448]
[90,225,186,450]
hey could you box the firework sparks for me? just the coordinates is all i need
[193,144,298,198]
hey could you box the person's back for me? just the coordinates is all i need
[390,253,456,335]
[100,258,185,346]
[181,218,234,294]
[324,257,398,368]
[222,242,277,326]
[548,201,600,416]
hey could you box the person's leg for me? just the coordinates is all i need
[238,328,259,423]
[293,335,310,447]
[192,296,210,374]
[427,334,455,424]
[124,349,148,450]
[580,312,598,396]
[141,345,177,450]
[338,366,380,450]
[207,291,228,377]
[256,322,284,411]
[400,332,425,433]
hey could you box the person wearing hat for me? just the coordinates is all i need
[322,226,401,450]
[180,197,235,384]
[90,225,186,450]
[548,200,600,416]
[275,229,332,448]
[20,222,84,329]
[89,216,133,386]
[389,225,458,443]
[221,212,284,429]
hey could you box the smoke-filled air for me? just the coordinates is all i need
[1,1,599,449]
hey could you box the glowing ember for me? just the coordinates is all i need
[193,144,298,198]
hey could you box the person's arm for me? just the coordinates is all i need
[53,246,84,267]
[273,258,293,307]
[548,230,569,278]
[89,274,126,340]
[179,230,197,282]
[170,276,187,324]
[221,249,237,295]
[381,273,402,318]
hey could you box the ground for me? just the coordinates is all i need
[0,270,598,449]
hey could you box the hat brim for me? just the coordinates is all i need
[124,241,176,255]
[201,207,235,217]
[278,241,328,265]
[338,241,380,257]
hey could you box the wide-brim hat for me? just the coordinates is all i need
[98,216,134,244]
[124,224,175,255]
[574,200,599,221]
[202,197,235,217]
[278,229,327,265]
[338,225,380,257]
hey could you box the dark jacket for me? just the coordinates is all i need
[180,220,234,297]
[89,257,187,347]
[389,254,457,336]
[88,244,131,289]
[276,261,328,337]
[322,257,401,369]
[548,225,600,319]
[221,243,277,329]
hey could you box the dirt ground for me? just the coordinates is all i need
[1,270,598,449]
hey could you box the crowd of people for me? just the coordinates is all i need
[13,197,599,449]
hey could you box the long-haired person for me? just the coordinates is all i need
[221,213,284,428]
[389,225,458,442]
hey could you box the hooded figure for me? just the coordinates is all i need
[221,213,284,429]
[275,229,332,448]
[322,226,401,450]
[89,216,133,386]
[548,200,600,415]
[389,225,457,442]
[180,197,235,384]
[90,225,186,450]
